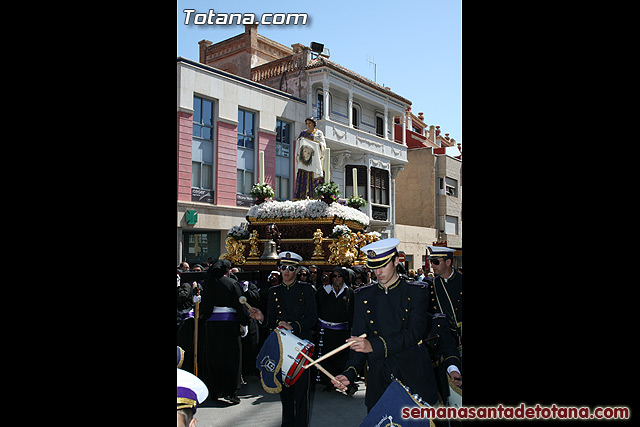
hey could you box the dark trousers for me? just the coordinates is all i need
[280,368,310,427]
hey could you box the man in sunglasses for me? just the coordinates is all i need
[427,246,462,379]
[249,251,317,427]
[426,245,462,352]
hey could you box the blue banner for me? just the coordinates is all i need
[360,379,434,426]
[256,329,284,393]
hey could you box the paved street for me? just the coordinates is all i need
[193,375,368,426]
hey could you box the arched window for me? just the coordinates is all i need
[375,111,385,137]
[352,102,361,129]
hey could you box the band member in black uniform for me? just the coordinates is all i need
[249,251,318,427]
[425,313,462,406]
[315,266,355,392]
[427,245,463,371]
[241,279,261,379]
[176,272,203,375]
[256,271,280,351]
[332,238,440,411]
[198,259,249,405]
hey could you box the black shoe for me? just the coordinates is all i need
[346,383,359,396]
[226,394,240,405]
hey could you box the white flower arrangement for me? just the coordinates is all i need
[247,198,370,227]
[346,195,367,209]
[326,201,371,226]
[331,225,352,237]
[228,223,250,240]
[250,183,275,199]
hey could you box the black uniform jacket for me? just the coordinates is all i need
[266,279,318,341]
[428,271,462,346]
[342,278,439,408]
[316,284,354,326]
[425,313,461,370]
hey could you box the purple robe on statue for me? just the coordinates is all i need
[293,129,326,200]
[294,170,324,200]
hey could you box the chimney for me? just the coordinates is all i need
[435,126,441,136]
[245,23,259,52]
[291,43,311,67]
[245,23,258,35]
[198,39,213,64]
[418,112,424,122]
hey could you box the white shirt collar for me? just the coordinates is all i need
[324,283,347,297]
[442,269,455,283]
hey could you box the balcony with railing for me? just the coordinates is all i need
[251,55,301,83]
[317,119,407,165]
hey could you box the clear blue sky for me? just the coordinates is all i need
[177,0,461,146]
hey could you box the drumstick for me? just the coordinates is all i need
[238,296,253,310]
[295,347,347,390]
[303,333,367,369]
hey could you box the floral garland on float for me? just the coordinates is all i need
[247,198,370,228]
[221,191,380,268]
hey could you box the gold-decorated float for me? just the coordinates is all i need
[220,198,380,270]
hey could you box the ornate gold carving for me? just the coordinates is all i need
[311,229,325,259]
[220,237,246,265]
[248,230,260,258]
[328,234,358,266]
[354,232,368,264]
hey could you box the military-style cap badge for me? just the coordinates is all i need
[177,368,208,413]
[361,238,400,269]
[278,251,302,265]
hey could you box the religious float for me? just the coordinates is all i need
[220,196,380,271]
[220,134,380,280]
[220,176,379,272]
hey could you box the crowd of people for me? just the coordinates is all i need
[177,241,463,427]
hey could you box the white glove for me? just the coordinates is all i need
[192,295,201,304]
[447,365,460,375]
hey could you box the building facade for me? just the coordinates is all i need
[201,24,411,236]
[178,25,462,270]
[177,58,307,265]
[177,25,412,265]
[393,110,463,271]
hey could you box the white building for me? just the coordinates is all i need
[304,56,410,237]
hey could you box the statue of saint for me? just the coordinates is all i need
[293,117,326,200]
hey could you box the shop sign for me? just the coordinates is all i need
[192,188,214,203]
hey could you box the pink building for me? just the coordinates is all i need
[177,57,307,265]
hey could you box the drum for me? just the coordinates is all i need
[276,326,315,387]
